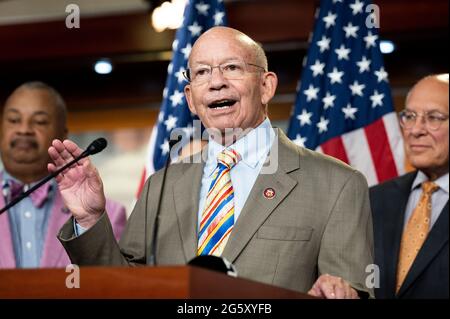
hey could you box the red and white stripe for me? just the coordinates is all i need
[316,112,405,186]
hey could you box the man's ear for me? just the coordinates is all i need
[184,84,198,115]
[260,72,278,105]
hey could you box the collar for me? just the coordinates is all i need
[411,171,449,194]
[204,118,275,177]
[2,171,55,197]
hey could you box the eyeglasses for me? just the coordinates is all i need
[183,61,266,85]
[399,110,449,131]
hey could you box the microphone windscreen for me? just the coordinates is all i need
[188,255,238,277]
[86,138,107,155]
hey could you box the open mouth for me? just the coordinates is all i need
[208,99,237,110]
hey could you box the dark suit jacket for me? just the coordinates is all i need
[370,172,449,299]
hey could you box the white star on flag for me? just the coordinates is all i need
[164,115,178,131]
[195,2,210,15]
[317,36,331,53]
[375,67,389,82]
[170,90,184,107]
[214,11,225,25]
[350,0,364,15]
[364,31,378,49]
[160,139,170,155]
[370,90,385,107]
[310,60,325,77]
[188,22,203,37]
[181,43,192,60]
[317,116,329,133]
[322,92,336,109]
[335,44,351,60]
[327,67,344,84]
[343,22,359,38]
[342,103,358,120]
[356,56,371,73]
[323,12,337,28]
[303,84,320,102]
[349,80,366,96]
[293,134,307,147]
[175,67,187,84]
[172,39,179,51]
[297,109,313,126]
[167,62,173,74]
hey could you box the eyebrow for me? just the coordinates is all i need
[5,108,50,117]
[191,57,244,66]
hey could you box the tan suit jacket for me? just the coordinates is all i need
[59,129,373,295]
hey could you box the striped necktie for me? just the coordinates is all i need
[197,148,241,256]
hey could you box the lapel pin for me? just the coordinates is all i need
[263,188,275,199]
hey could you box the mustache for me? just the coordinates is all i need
[10,137,39,149]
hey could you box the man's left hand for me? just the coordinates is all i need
[308,274,359,299]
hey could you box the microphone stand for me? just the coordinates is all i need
[146,137,181,266]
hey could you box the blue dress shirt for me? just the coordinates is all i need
[403,171,449,230]
[197,118,276,229]
[2,171,55,268]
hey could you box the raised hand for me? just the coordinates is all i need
[48,139,106,229]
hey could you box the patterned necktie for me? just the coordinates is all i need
[396,181,439,292]
[3,179,52,209]
[197,148,241,256]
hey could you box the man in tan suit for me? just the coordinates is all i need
[50,27,373,298]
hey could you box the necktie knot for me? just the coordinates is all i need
[421,181,439,195]
[217,148,241,170]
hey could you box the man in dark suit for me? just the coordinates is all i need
[370,74,449,298]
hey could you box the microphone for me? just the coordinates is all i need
[188,255,238,277]
[146,136,181,266]
[0,138,107,215]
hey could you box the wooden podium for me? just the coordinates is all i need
[0,266,311,299]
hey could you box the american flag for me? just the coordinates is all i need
[287,0,404,186]
[137,0,227,195]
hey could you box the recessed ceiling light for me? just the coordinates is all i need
[94,59,113,74]
[379,40,395,54]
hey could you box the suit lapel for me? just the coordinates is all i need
[0,177,16,268]
[222,130,300,263]
[384,173,416,296]
[398,201,449,296]
[173,162,204,263]
[40,190,71,267]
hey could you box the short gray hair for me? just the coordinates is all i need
[11,81,67,124]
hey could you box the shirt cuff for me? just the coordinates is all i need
[73,219,88,237]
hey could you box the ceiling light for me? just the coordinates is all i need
[94,59,113,74]
[379,40,395,54]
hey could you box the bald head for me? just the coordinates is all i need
[403,73,449,179]
[183,26,278,139]
[406,74,449,104]
[189,26,268,71]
